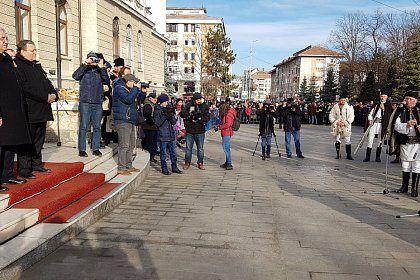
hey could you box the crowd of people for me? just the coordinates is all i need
[1,26,420,198]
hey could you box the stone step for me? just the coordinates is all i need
[0,209,39,244]
[0,195,9,212]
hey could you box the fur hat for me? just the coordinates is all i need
[404,85,419,99]
[192,92,202,100]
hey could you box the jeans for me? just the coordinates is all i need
[185,133,205,164]
[159,141,178,172]
[285,128,302,156]
[222,136,232,165]
[78,103,103,152]
[261,134,272,155]
[115,123,136,170]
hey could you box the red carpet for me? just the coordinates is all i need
[13,173,105,221]
[6,162,85,205]
[43,183,120,223]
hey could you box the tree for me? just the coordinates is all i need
[400,37,420,89]
[385,59,402,100]
[201,25,236,100]
[359,71,377,102]
[322,69,338,102]
[298,76,311,101]
[339,76,353,98]
[163,53,175,94]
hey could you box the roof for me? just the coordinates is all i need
[274,45,344,67]
[166,14,222,21]
[252,71,271,80]
[167,7,207,13]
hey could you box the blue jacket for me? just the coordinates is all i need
[112,84,140,125]
[154,104,177,142]
[72,64,110,104]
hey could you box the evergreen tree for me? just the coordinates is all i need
[164,55,175,94]
[299,76,310,101]
[322,68,338,102]
[308,76,317,100]
[358,71,377,102]
[339,76,352,98]
[400,39,420,90]
[201,25,236,99]
[386,59,402,100]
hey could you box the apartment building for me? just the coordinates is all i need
[271,45,344,100]
[165,7,224,95]
[0,0,167,143]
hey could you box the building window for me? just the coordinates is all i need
[126,25,133,67]
[167,52,178,61]
[184,53,188,61]
[170,40,177,45]
[184,67,189,74]
[191,53,195,60]
[137,31,143,70]
[191,66,195,74]
[184,24,188,32]
[191,24,195,32]
[191,40,195,45]
[185,40,188,46]
[59,6,68,56]
[113,17,120,60]
[15,0,31,41]
[166,24,177,32]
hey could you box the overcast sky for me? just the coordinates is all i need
[167,0,420,75]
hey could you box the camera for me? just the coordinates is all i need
[90,57,101,64]
[188,106,202,122]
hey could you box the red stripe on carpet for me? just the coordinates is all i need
[13,173,105,221]
[43,183,120,223]
[5,162,85,205]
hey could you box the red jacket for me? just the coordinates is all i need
[245,107,252,116]
[219,108,237,137]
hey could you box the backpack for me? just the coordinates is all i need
[232,115,241,131]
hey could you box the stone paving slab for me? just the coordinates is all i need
[21,125,420,280]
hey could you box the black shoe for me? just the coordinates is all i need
[162,170,170,175]
[79,151,88,157]
[150,157,158,164]
[266,154,271,159]
[287,154,292,158]
[100,141,106,149]
[220,162,227,168]
[172,169,183,174]
[0,186,9,192]
[2,178,27,184]
[297,155,305,159]
[93,150,102,157]
[226,164,233,170]
[32,166,52,173]
[19,173,36,179]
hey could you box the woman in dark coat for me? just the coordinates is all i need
[0,29,31,189]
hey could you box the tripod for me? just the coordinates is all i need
[363,144,399,200]
[396,210,420,218]
[252,133,281,157]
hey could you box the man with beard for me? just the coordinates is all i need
[14,40,57,178]
[362,89,393,162]
[73,52,110,157]
[0,27,31,190]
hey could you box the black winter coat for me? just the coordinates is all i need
[0,53,31,146]
[14,55,56,123]
[281,106,304,132]
[256,108,275,136]
[180,101,210,135]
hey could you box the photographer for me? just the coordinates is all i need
[180,92,210,170]
[73,52,110,157]
[153,94,182,175]
[112,74,141,175]
[281,98,304,158]
[256,99,276,160]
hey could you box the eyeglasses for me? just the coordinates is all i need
[0,37,8,42]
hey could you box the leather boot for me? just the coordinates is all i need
[391,154,400,164]
[375,147,382,162]
[335,142,341,159]
[395,172,410,193]
[411,173,419,197]
[363,147,372,162]
[346,145,354,160]
[262,147,266,160]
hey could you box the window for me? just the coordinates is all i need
[184,67,189,74]
[184,53,188,61]
[184,24,188,32]
[113,17,120,60]
[166,24,177,32]
[59,6,68,56]
[15,0,31,41]
[191,53,195,60]
[191,24,195,32]
[191,40,195,46]
[167,52,178,61]
[137,31,143,70]
[126,25,133,67]
[191,66,195,74]
[170,40,177,46]
[185,40,189,46]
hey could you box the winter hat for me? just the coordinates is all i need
[263,99,272,105]
[114,57,125,67]
[158,94,170,104]
[192,92,202,100]
[123,74,140,83]
[404,85,419,99]
[86,52,98,59]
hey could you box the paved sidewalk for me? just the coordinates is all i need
[22,124,420,280]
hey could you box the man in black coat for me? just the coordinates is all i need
[180,92,210,170]
[281,98,304,158]
[0,28,31,190]
[14,40,57,178]
[256,99,276,160]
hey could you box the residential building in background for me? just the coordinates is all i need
[271,45,344,100]
[165,7,224,97]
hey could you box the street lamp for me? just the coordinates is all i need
[248,39,258,99]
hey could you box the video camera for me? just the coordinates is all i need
[187,105,202,122]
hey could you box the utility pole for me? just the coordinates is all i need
[248,40,258,99]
